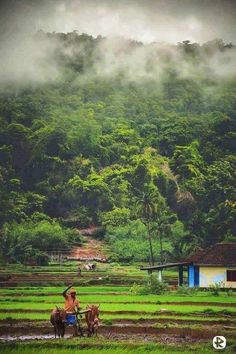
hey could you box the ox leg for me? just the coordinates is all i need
[73,324,78,337]
[78,322,84,337]
[61,324,65,338]
[94,326,98,337]
[87,325,91,337]
[56,325,59,338]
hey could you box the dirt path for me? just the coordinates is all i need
[69,236,108,261]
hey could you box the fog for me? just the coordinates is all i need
[0,0,235,85]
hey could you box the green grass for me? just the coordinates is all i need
[0,286,130,295]
[1,301,235,313]
[0,284,235,353]
[0,338,236,354]
[0,313,48,320]
[0,286,235,304]
[0,264,235,353]
[0,263,177,279]
[0,312,235,322]
[1,293,234,304]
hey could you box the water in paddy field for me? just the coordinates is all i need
[0,334,72,342]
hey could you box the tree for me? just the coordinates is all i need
[168,220,199,261]
[135,186,160,265]
[171,140,204,181]
[153,208,176,263]
[102,208,131,227]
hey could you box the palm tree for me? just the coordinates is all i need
[155,209,176,263]
[135,187,159,266]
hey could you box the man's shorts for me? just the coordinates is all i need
[66,313,77,325]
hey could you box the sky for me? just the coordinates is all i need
[0,0,236,44]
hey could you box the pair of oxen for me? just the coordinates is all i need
[50,304,100,338]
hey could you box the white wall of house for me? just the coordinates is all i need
[199,266,236,288]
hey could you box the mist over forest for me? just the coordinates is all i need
[0,0,235,264]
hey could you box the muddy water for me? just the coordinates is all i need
[0,325,219,344]
[0,319,234,344]
[0,334,57,341]
[0,332,202,345]
[0,334,72,342]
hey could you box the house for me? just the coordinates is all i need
[140,243,236,288]
[184,243,236,288]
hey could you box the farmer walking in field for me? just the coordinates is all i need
[62,284,80,336]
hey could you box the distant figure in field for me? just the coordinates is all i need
[62,284,80,336]
[84,263,96,271]
[91,263,96,271]
[77,266,83,277]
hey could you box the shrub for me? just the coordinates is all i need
[102,208,131,227]
[1,217,81,264]
[227,289,233,296]
[5,316,13,321]
[35,251,49,266]
[203,308,215,314]
[221,309,233,316]
[138,275,168,295]
[209,281,223,296]
[176,285,199,295]
[129,283,142,295]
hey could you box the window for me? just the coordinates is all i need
[226,270,236,282]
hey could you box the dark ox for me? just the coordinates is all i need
[50,307,67,338]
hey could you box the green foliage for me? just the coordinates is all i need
[129,283,143,295]
[0,217,80,264]
[138,275,168,295]
[227,289,234,297]
[106,220,170,262]
[176,285,199,296]
[209,282,224,296]
[0,32,235,260]
[102,208,131,227]
[168,220,199,261]
[171,140,204,180]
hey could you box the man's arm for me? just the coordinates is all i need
[62,284,73,298]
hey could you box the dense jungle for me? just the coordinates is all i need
[0,32,235,265]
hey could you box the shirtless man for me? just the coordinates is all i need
[62,284,80,336]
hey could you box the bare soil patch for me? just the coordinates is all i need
[69,236,107,261]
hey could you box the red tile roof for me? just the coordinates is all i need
[184,243,236,266]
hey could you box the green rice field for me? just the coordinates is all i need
[0,263,235,353]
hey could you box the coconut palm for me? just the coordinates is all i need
[135,186,160,266]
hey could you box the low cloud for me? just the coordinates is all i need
[0,0,235,86]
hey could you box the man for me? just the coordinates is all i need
[62,284,80,336]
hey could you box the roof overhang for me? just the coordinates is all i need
[140,262,191,271]
[195,264,236,267]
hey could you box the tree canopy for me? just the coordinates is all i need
[0,32,235,263]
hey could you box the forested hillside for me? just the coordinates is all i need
[0,32,235,264]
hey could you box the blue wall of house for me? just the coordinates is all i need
[188,265,199,287]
